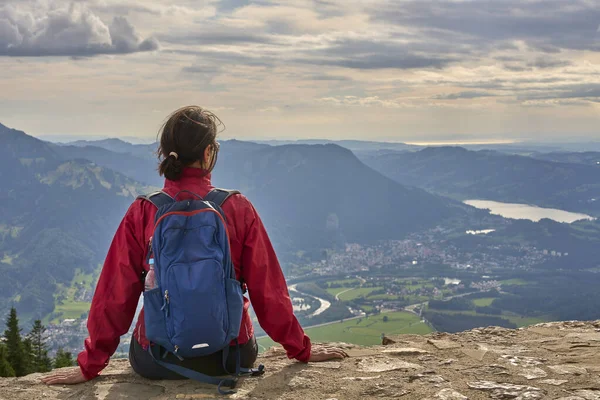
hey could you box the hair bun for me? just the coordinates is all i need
[160,155,183,181]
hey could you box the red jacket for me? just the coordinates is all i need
[77,167,311,379]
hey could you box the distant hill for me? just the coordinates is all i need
[255,139,419,152]
[360,146,600,217]
[0,123,152,320]
[51,143,160,186]
[532,152,600,167]
[212,143,471,254]
[55,137,471,255]
[64,138,156,159]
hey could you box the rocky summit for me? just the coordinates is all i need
[2,321,600,400]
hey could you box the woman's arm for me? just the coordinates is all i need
[240,203,312,362]
[43,201,147,384]
[78,201,147,379]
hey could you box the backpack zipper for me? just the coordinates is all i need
[161,290,170,317]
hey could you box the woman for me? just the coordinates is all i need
[42,106,347,385]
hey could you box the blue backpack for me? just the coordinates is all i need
[138,189,264,393]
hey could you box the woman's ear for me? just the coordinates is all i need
[202,145,214,169]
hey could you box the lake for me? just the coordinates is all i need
[464,200,595,223]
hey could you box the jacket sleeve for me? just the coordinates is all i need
[77,201,146,379]
[240,203,312,363]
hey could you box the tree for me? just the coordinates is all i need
[383,316,389,323]
[54,348,74,369]
[0,344,15,377]
[22,337,34,375]
[27,320,52,373]
[4,307,28,376]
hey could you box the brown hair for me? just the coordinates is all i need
[157,106,223,181]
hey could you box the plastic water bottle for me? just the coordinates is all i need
[145,237,157,291]
[145,262,156,291]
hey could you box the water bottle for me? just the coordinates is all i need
[145,261,156,291]
[145,237,157,291]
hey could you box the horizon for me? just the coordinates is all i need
[3,118,600,148]
[0,1,599,141]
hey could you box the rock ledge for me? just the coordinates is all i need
[2,320,600,399]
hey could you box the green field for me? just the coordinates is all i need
[425,308,548,329]
[44,267,99,324]
[257,311,432,351]
[337,287,383,301]
[51,301,91,322]
[505,315,548,328]
[326,287,352,297]
[473,298,496,307]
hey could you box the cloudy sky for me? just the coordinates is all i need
[0,0,599,142]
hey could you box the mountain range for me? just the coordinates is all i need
[0,123,153,319]
[532,152,600,167]
[50,137,473,253]
[0,123,472,321]
[360,146,600,217]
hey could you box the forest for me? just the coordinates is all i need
[0,308,74,377]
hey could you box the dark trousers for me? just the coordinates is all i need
[129,337,259,380]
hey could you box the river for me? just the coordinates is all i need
[464,200,595,223]
[288,284,331,317]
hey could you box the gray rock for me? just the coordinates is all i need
[428,339,461,350]
[439,359,456,365]
[461,348,488,361]
[501,355,545,367]
[310,362,342,369]
[548,365,588,375]
[571,390,600,400]
[357,357,423,373]
[408,373,446,383]
[341,375,382,381]
[382,347,429,356]
[565,333,600,342]
[554,397,585,400]
[468,381,544,399]
[518,367,548,380]
[539,379,569,386]
[435,388,468,400]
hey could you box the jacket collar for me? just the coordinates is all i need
[163,167,213,194]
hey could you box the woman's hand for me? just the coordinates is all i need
[41,367,87,385]
[308,345,349,362]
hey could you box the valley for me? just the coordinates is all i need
[1,122,599,359]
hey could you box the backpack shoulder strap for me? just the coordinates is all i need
[204,188,247,292]
[137,191,174,209]
[204,188,241,208]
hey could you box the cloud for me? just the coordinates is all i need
[434,91,498,100]
[370,0,600,53]
[2,0,600,140]
[318,96,407,108]
[181,64,222,74]
[518,83,600,102]
[258,106,281,112]
[527,57,572,69]
[0,2,158,56]
[159,29,277,46]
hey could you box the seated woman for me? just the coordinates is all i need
[42,106,347,386]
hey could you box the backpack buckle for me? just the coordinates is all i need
[251,364,266,377]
